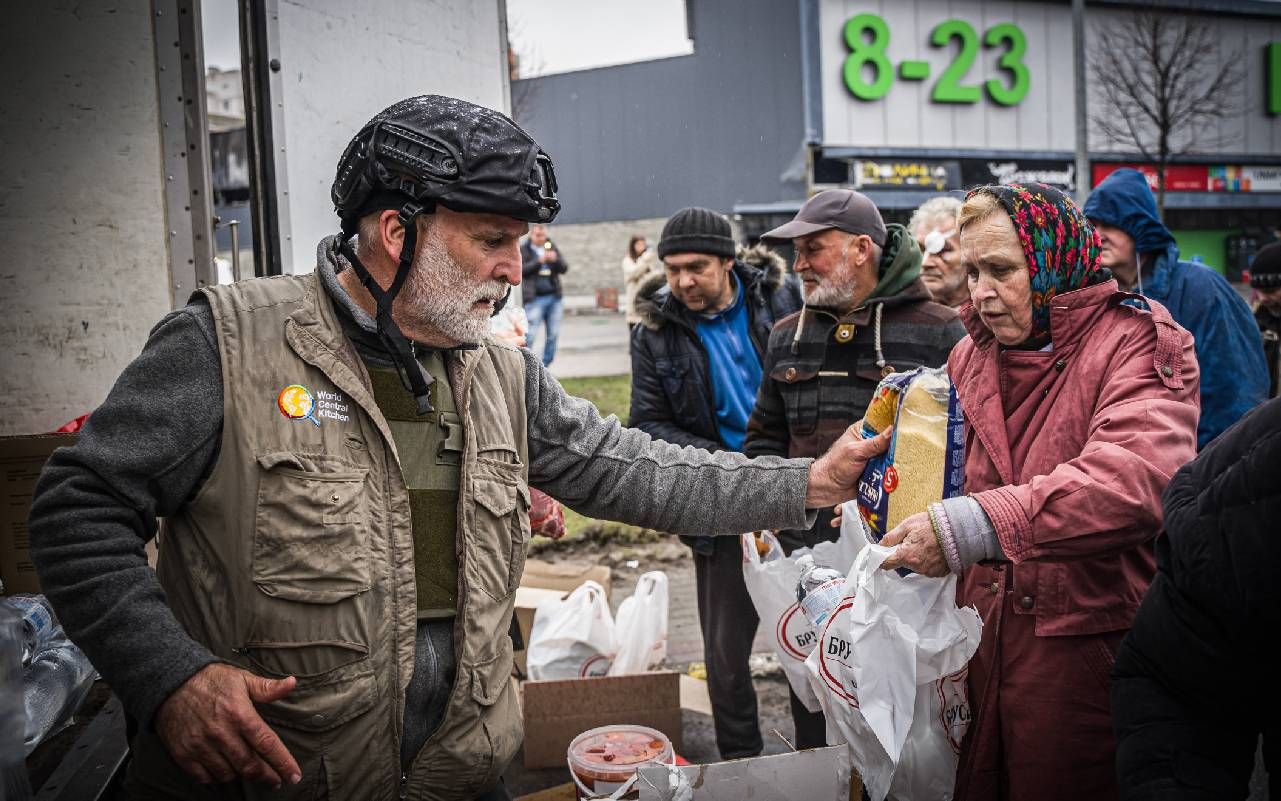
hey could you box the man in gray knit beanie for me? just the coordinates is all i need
[630,207,802,760]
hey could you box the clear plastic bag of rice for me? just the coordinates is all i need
[856,367,965,547]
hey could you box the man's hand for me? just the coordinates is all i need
[154,663,301,788]
[804,425,891,509]
[880,512,950,577]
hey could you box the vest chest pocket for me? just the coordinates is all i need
[254,453,371,603]
[470,458,531,601]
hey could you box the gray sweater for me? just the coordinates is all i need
[27,246,814,728]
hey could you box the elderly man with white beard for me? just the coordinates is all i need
[26,97,890,801]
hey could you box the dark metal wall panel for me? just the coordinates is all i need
[512,0,807,224]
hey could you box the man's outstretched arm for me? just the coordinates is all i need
[523,350,887,533]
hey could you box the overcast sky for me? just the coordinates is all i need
[506,0,691,77]
[201,0,239,71]
[200,0,691,75]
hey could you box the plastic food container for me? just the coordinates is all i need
[567,724,674,799]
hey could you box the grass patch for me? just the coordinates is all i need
[558,374,632,425]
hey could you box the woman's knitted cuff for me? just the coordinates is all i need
[940,495,1005,568]
[927,502,965,575]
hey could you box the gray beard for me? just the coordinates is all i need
[398,231,507,344]
[803,252,859,309]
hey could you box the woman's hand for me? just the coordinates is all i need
[879,512,951,577]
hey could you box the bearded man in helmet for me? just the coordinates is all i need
[27,96,889,801]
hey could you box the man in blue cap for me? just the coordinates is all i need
[1085,168,1268,448]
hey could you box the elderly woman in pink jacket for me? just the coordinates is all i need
[879,183,1200,800]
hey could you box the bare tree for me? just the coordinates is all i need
[1089,12,1243,218]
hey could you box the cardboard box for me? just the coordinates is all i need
[678,674,712,716]
[521,558,612,599]
[521,670,682,769]
[513,784,578,801]
[514,559,612,678]
[637,745,861,801]
[1,434,77,595]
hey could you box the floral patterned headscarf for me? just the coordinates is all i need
[967,183,1107,348]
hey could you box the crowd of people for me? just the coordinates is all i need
[25,94,1280,801]
[624,176,1277,798]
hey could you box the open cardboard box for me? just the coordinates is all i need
[520,670,682,769]
[637,745,861,801]
[513,559,612,677]
[521,559,612,598]
[1,432,158,596]
[1,434,78,595]
[515,745,861,801]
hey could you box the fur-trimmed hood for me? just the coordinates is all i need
[632,243,790,331]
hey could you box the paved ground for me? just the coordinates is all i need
[530,306,632,380]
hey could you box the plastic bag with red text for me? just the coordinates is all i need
[804,513,982,801]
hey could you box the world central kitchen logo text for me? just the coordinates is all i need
[314,389,350,423]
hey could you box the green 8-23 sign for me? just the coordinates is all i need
[842,13,1030,106]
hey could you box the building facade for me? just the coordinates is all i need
[514,0,1281,295]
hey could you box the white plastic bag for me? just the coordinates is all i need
[609,571,669,676]
[740,526,865,714]
[805,504,982,801]
[527,580,617,680]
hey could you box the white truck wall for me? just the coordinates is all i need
[0,3,173,436]
[272,0,512,274]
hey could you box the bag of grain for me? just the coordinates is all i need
[856,367,964,543]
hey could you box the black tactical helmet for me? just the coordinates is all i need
[330,96,557,418]
[332,94,560,234]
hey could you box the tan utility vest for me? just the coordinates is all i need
[134,272,531,801]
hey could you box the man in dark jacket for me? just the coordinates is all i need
[520,223,567,366]
[1085,169,1268,448]
[1112,397,1281,800]
[744,188,965,748]
[629,207,802,759]
[1250,241,1281,398]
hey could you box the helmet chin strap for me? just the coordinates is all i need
[339,201,436,415]
[493,286,512,315]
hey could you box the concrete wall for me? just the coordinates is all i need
[273,0,512,273]
[538,217,666,298]
[511,0,807,225]
[538,216,753,300]
[0,3,173,435]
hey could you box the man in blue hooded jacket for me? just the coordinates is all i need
[1085,168,1268,448]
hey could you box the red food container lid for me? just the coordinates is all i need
[567,724,673,786]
